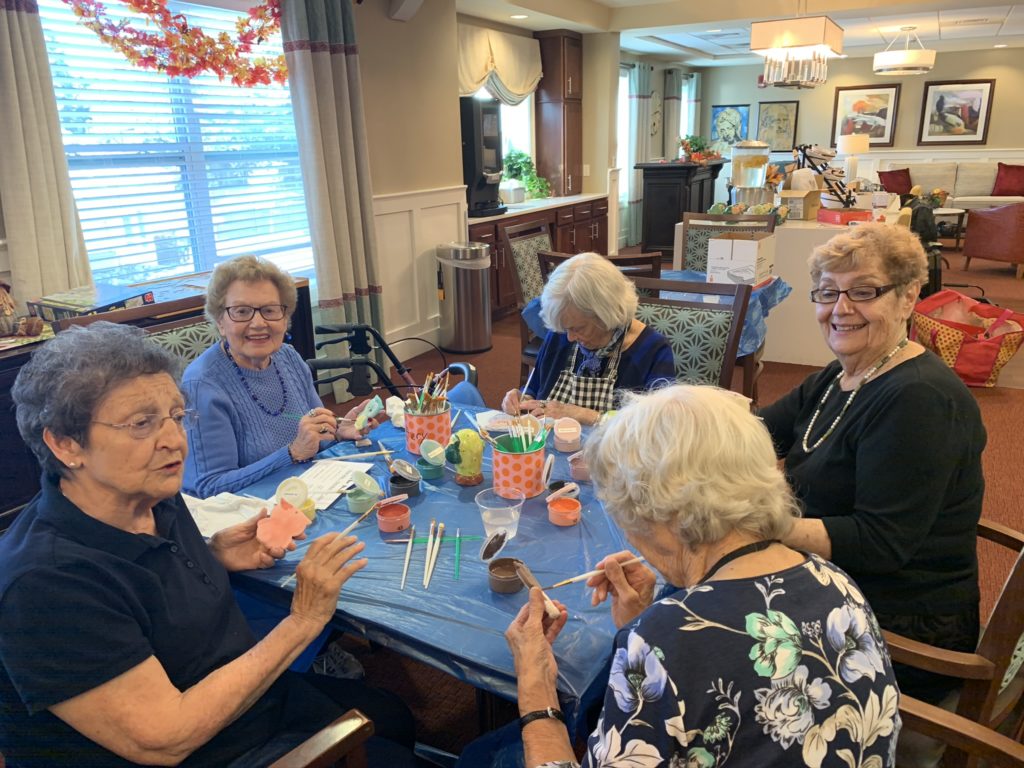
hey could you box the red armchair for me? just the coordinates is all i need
[962,203,1024,279]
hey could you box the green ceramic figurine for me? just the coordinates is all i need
[445,428,484,486]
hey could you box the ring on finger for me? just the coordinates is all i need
[308,408,318,417]
[319,425,329,434]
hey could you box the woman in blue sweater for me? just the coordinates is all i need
[502,252,674,426]
[182,256,373,498]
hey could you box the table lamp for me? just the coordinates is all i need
[836,133,870,185]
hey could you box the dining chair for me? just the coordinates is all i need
[501,218,554,387]
[536,250,663,283]
[630,277,751,389]
[268,707,374,768]
[882,517,1024,768]
[900,694,1024,768]
[676,213,777,272]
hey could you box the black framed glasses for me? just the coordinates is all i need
[92,410,198,439]
[809,285,898,304]
[224,304,288,322]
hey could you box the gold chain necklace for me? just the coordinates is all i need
[801,338,909,453]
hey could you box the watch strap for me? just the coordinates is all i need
[519,707,566,729]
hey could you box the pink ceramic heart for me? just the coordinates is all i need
[256,499,310,550]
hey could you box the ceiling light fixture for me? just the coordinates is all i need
[873,26,936,75]
[994,44,1007,48]
[750,15,843,89]
[510,14,528,20]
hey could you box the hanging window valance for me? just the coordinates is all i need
[457,24,542,106]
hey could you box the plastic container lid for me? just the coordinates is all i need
[349,471,382,496]
[419,439,447,466]
[275,477,308,508]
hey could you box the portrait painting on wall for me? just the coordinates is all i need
[918,80,995,145]
[710,104,750,157]
[831,85,901,147]
[756,101,799,151]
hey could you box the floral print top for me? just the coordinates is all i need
[568,555,900,768]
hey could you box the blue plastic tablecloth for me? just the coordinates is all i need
[521,269,792,358]
[231,408,628,734]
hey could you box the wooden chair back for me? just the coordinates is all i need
[268,708,374,768]
[883,518,1024,768]
[631,277,751,389]
[501,218,553,307]
[536,250,663,283]
[677,213,777,272]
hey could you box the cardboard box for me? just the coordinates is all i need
[27,283,157,323]
[707,232,775,286]
[776,189,822,220]
[816,208,873,226]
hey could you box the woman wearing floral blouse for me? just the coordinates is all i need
[505,385,900,768]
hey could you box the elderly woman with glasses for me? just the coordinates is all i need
[501,252,674,426]
[758,224,986,723]
[182,255,375,498]
[503,385,899,768]
[0,322,421,766]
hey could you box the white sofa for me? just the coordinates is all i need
[877,160,1024,210]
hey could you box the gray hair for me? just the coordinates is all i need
[539,252,638,333]
[204,255,298,327]
[809,222,928,288]
[584,384,798,549]
[12,322,182,480]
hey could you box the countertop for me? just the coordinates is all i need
[466,192,608,225]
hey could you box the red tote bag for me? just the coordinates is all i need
[911,290,1024,387]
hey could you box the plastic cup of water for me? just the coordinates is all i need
[475,487,526,540]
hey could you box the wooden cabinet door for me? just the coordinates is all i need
[555,224,574,253]
[563,36,582,99]
[591,215,608,254]
[495,239,518,311]
[564,101,583,196]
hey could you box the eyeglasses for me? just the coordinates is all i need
[92,410,198,439]
[223,304,288,322]
[809,285,898,304]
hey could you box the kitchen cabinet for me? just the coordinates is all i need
[534,30,583,198]
[635,161,728,261]
[468,222,508,312]
[535,30,582,102]
[554,200,607,255]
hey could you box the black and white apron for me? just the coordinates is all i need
[546,335,624,412]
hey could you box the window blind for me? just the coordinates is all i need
[38,0,313,285]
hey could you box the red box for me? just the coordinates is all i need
[816,208,874,225]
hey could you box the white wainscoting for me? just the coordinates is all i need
[855,147,1024,182]
[372,186,467,363]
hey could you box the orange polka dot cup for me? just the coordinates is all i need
[404,403,452,455]
[492,434,546,499]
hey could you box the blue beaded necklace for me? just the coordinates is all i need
[222,340,288,417]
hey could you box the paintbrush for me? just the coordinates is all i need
[543,556,647,590]
[314,449,393,462]
[424,523,445,589]
[514,561,561,620]
[422,519,436,585]
[400,524,415,591]
[453,528,462,581]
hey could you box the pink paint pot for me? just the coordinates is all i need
[568,451,590,482]
[547,496,582,527]
[552,417,582,453]
[376,502,411,533]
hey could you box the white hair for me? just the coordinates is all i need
[584,385,798,548]
[539,252,638,333]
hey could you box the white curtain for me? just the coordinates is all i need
[0,0,90,314]
[663,68,683,159]
[685,72,702,142]
[457,24,542,106]
[281,0,383,402]
[626,64,652,247]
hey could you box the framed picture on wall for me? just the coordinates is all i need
[918,80,995,145]
[756,101,799,151]
[831,84,901,148]
[710,104,750,156]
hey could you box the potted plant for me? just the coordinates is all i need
[503,150,551,199]
[678,135,722,165]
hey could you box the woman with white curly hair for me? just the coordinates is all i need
[504,384,899,768]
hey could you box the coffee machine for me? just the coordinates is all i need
[460,95,506,218]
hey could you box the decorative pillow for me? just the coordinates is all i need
[991,162,1024,196]
[878,168,912,194]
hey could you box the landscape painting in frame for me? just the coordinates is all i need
[756,101,799,151]
[918,80,995,145]
[831,84,901,148]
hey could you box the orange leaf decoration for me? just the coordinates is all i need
[256,498,310,549]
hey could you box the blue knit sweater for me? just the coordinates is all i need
[182,343,326,498]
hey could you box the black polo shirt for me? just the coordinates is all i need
[0,475,288,766]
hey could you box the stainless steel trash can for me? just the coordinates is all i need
[436,242,492,353]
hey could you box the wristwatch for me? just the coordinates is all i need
[519,706,566,729]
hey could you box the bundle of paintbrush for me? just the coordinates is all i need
[507,415,547,453]
[404,370,451,415]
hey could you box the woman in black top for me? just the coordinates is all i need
[759,223,986,711]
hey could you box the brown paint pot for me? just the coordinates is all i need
[389,473,421,497]
[568,451,590,482]
[488,557,524,594]
[547,497,582,526]
[376,502,411,533]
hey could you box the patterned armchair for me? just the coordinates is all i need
[147,316,221,363]
[677,213,776,272]
[537,250,662,283]
[501,219,553,386]
[631,277,751,389]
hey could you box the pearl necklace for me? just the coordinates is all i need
[223,340,289,417]
[801,338,909,453]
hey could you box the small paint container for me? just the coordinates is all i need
[389,472,421,498]
[377,502,411,533]
[416,457,444,480]
[548,496,582,527]
[488,557,524,594]
[346,489,378,516]
[547,480,580,499]
[568,451,590,482]
[552,417,582,453]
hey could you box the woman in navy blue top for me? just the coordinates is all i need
[502,252,675,426]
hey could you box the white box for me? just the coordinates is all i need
[706,232,775,286]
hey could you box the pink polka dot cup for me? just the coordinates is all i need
[404,403,452,455]
[492,435,546,499]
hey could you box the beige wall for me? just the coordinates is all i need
[582,32,621,194]
[700,48,1023,150]
[352,0,462,195]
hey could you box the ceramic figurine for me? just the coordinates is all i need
[445,428,484,486]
